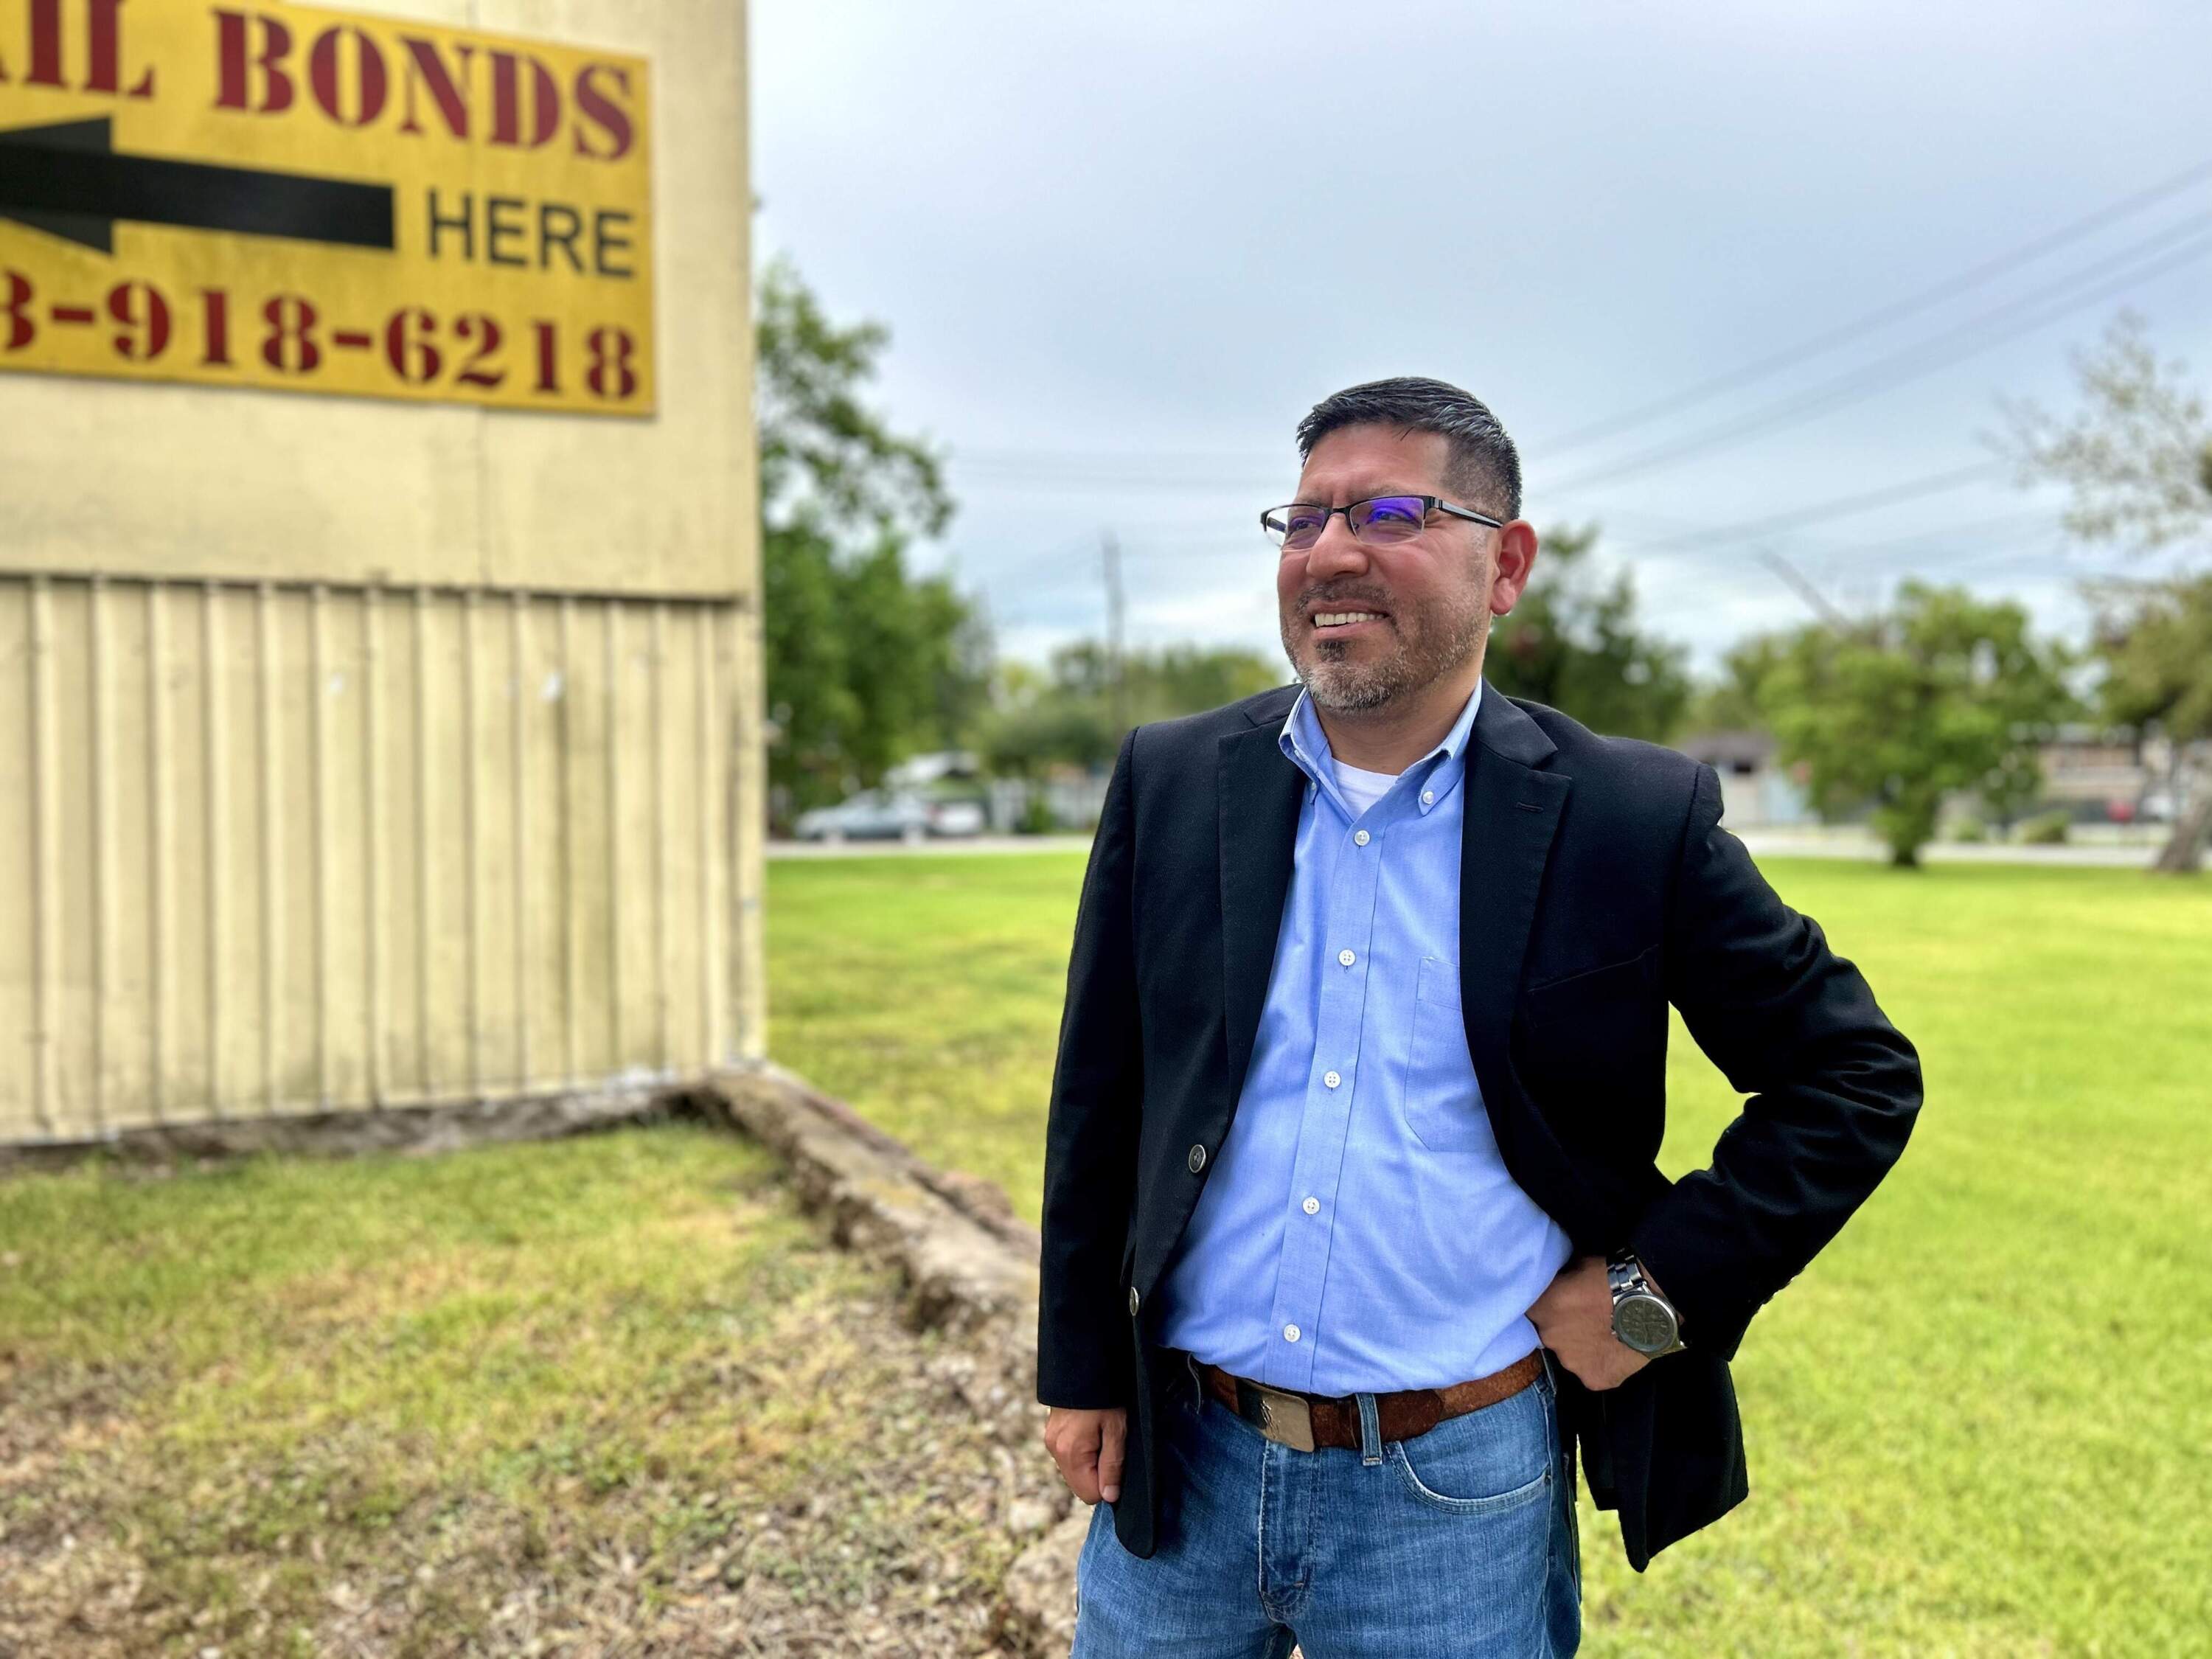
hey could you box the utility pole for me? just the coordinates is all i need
[1102,529,1127,737]
[1756,547,1854,630]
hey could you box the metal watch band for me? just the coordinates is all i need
[1606,1250,1686,1356]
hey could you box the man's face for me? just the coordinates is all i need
[1276,425,1498,714]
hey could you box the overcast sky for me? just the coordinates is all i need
[751,0,2212,679]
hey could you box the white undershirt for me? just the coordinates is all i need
[1330,757,1399,818]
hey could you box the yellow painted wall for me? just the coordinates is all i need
[0,0,763,1144]
[1,0,751,599]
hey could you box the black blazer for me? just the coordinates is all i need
[1036,681,1922,1571]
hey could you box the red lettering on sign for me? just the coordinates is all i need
[307,24,387,126]
[573,63,633,161]
[215,9,294,114]
[85,0,155,96]
[201,12,636,163]
[1,0,153,94]
[397,36,472,139]
[262,293,320,372]
[4,271,35,350]
[198,288,233,366]
[487,49,559,150]
[27,0,62,86]
[106,278,171,361]
[584,324,634,400]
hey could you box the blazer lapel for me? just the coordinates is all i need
[1458,688,1566,1056]
[1218,716,1306,1099]
[1458,689,1604,1229]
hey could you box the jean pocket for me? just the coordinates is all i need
[1386,1382,1553,1515]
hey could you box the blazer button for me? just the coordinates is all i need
[1187,1143,1207,1173]
[1128,1286,1141,1315]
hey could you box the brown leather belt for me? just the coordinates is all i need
[1189,1349,1545,1453]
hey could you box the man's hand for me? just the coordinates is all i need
[1528,1253,1652,1392]
[1043,1406,1127,1505]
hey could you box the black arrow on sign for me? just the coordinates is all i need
[0,116,394,255]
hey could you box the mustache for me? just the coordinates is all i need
[1289,585,1393,613]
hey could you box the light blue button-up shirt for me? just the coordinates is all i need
[1155,681,1573,1395]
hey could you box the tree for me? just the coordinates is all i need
[1756,583,2075,866]
[1687,633,1792,734]
[2001,311,2212,869]
[754,259,990,821]
[2090,573,2212,872]
[2001,312,2212,551]
[1488,525,1691,742]
[975,642,1281,779]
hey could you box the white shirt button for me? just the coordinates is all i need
[1421,789,1435,806]
[1323,1070,1341,1089]
[1338,948,1356,967]
[1283,1324,1301,1343]
[1302,1196,1321,1215]
[1353,829,1370,846]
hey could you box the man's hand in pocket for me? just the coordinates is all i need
[1044,1407,1127,1504]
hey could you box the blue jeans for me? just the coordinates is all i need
[1073,1349,1580,1657]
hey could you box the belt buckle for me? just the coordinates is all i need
[1239,1380,1316,1452]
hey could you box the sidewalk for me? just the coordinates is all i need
[1732,828,2161,868]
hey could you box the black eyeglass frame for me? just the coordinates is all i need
[1261,494,1507,551]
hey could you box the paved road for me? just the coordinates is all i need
[769,831,2164,869]
[1733,832,2160,868]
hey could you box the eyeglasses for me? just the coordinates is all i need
[1260,494,1505,552]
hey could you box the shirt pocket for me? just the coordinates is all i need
[1401,956,1495,1155]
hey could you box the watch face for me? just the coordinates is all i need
[1614,1294,1677,1354]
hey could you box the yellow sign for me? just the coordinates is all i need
[0,0,653,414]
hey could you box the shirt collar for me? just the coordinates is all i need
[1278,678,1484,817]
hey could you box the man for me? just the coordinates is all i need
[1037,377,1922,1657]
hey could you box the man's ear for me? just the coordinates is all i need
[1490,522,1540,616]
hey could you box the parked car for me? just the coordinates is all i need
[793,789,987,843]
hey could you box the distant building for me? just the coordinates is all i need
[2036,725,2177,822]
[1673,731,1812,828]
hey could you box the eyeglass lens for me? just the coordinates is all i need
[1270,496,1428,552]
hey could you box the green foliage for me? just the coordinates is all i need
[756,258,989,818]
[2004,316,2211,872]
[1753,582,2075,865]
[976,641,1282,777]
[1688,632,1792,734]
[2018,810,2071,845]
[1486,524,1692,741]
[2093,571,2212,741]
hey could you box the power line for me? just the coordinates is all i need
[1537,215,2212,495]
[942,156,2212,491]
[1535,155,2212,453]
[950,206,2210,508]
[948,215,2212,504]
[1615,461,2005,552]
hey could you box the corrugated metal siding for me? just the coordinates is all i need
[1,572,743,1143]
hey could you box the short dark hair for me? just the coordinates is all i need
[1294,376,1522,521]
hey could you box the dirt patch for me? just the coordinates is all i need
[0,1113,1069,1658]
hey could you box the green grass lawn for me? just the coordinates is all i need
[0,1127,1046,1656]
[770,852,2212,1656]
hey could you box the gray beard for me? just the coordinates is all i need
[1284,603,1489,714]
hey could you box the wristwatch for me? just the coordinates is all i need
[1606,1249,1686,1357]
